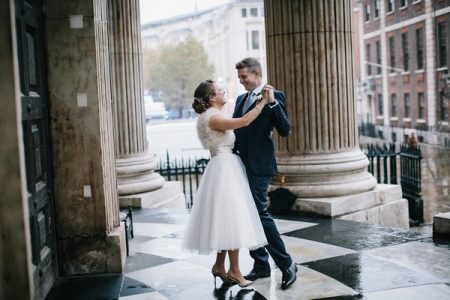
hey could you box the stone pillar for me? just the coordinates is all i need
[1,0,33,298]
[266,0,377,197]
[265,0,409,229]
[45,0,125,274]
[108,0,164,197]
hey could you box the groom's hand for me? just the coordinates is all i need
[264,85,276,104]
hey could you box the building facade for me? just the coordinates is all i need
[357,0,450,146]
[141,0,266,101]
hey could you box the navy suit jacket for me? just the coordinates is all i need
[233,90,290,176]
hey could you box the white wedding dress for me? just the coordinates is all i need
[182,107,267,254]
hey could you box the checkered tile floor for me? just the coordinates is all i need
[47,208,450,300]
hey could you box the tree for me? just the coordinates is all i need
[142,37,215,115]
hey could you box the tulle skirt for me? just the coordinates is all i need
[182,153,267,254]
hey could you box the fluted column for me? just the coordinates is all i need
[109,0,164,195]
[265,0,376,197]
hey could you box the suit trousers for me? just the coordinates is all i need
[246,172,292,272]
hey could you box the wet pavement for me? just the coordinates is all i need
[46,207,450,300]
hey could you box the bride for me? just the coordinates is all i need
[182,80,269,287]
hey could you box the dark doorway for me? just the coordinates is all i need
[15,0,58,298]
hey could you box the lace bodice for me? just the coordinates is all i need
[197,107,235,157]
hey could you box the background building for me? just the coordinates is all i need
[141,0,266,101]
[356,0,450,146]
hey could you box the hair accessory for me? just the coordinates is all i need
[194,97,205,102]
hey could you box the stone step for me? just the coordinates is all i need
[119,181,186,209]
[433,212,450,238]
[294,184,409,229]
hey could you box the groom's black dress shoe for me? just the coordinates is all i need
[281,263,298,290]
[244,267,271,281]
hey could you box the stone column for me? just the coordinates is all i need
[1,0,33,298]
[265,0,409,229]
[265,0,377,198]
[108,0,164,197]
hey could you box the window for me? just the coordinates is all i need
[391,94,397,116]
[366,44,372,76]
[364,4,371,21]
[404,93,410,117]
[418,93,425,119]
[402,32,409,71]
[376,40,381,74]
[400,0,407,8]
[387,0,395,12]
[389,36,396,72]
[252,30,260,49]
[241,8,247,18]
[416,28,424,70]
[440,92,449,121]
[375,0,380,18]
[378,94,384,115]
[250,7,258,17]
[438,22,448,68]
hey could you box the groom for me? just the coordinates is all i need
[232,57,297,290]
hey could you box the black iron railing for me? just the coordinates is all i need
[155,152,210,208]
[400,144,424,225]
[158,144,424,224]
[363,143,398,184]
[362,143,423,225]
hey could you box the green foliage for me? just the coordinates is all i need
[142,37,215,110]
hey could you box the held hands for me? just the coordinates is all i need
[259,85,275,104]
[253,85,276,114]
[257,85,274,104]
[264,85,275,103]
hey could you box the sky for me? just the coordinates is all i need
[140,0,231,24]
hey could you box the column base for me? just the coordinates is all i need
[119,181,186,209]
[292,184,409,229]
[116,154,164,195]
[276,149,377,197]
[105,223,126,273]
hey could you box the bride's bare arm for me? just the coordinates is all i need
[209,98,268,131]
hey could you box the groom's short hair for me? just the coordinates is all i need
[235,57,262,77]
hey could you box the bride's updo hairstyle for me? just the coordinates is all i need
[192,80,216,114]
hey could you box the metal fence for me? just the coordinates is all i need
[155,152,210,208]
[158,144,424,224]
[362,143,423,225]
[363,143,398,184]
[400,144,424,225]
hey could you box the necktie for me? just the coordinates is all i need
[242,92,255,113]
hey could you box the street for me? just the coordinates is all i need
[146,119,209,160]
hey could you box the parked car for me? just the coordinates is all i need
[167,109,181,120]
[144,96,168,121]
[182,108,196,118]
